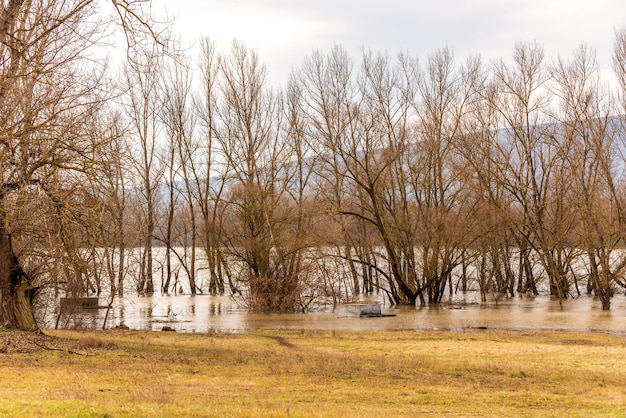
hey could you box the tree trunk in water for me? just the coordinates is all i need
[163,244,171,294]
[144,239,154,294]
[0,220,38,331]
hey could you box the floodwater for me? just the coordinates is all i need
[45,292,626,335]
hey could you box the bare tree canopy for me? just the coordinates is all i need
[0,0,166,330]
[4,4,626,332]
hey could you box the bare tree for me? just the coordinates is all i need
[282,73,327,310]
[460,66,540,300]
[408,48,482,304]
[297,46,380,301]
[299,46,481,305]
[0,0,111,330]
[195,38,231,295]
[123,51,165,295]
[490,42,579,300]
[212,40,304,311]
[159,53,199,294]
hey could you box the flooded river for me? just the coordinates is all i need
[46,292,626,334]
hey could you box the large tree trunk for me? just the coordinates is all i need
[0,219,38,331]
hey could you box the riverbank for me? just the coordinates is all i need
[1,329,625,416]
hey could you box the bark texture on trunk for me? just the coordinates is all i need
[0,219,38,331]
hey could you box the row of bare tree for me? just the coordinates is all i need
[4,0,626,332]
[83,34,626,312]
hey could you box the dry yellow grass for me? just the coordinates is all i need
[0,329,624,417]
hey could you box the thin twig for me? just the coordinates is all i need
[32,340,90,356]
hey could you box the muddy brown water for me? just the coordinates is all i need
[46,292,626,334]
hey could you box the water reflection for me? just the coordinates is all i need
[45,292,626,335]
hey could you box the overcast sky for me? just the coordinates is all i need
[154,0,626,86]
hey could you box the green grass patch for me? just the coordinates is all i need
[0,329,624,417]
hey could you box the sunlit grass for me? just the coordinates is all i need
[0,329,624,417]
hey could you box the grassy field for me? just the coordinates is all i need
[0,328,624,417]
